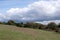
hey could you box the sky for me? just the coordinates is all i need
[0,0,60,24]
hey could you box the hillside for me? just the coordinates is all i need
[0,24,60,40]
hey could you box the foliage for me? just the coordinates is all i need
[57,23,60,28]
[47,22,57,30]
[0,20,60,33]
[7,20,15,25]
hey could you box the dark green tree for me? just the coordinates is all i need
[7,20,15,25]
[0,22,2,24]
[47,22,57,30]
[57,23,60,28]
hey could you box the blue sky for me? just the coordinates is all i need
[0,0,37,13]
[0,0,60,24]
[0,0,37,8]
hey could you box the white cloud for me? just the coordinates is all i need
[5,0,60,22]
[0,13,6,21]
[35,20,60,25]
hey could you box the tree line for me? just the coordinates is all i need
[0,20,60,33]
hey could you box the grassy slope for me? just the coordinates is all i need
[0,24,60,40]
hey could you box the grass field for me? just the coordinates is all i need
[0,24,60,40]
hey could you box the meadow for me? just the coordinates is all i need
[0,24,60,40]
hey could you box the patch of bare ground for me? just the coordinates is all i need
[13,27,40,37]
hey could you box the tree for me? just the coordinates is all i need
[29,23,40,29]
[7,20,15,25]
[57,23,60,28]
[16,23,22,27]
[24,22,40,29]
[39,24,47,29]
[55,23,60,33]
[0,22,2,24]
[47,22,57,30]
[16,22,24,27]
[24,22,32,28]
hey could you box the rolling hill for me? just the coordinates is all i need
[0,24,60,40]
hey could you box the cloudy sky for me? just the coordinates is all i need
[0,0,60,24]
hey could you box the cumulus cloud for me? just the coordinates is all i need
[5,0,60,22]
[0,13,6,21]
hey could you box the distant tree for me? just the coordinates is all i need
[47,22,57,30]
[39,24,43,29]
[24,22,39,28]
[39,24,47,29]
[16,22,24,27]
[55,23,60,33]
[24,22,47,29]
[0,22,2,24]
[20,22,23,24]
[7,20,15,25]
[29,22,40,29]
[24,22,31,28]
[16,23,22,27]
[57,23,60,28]
[0,21,7,25]
[2,22,7,24]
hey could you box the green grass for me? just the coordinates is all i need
[0,29,34,40]
[0,24,60,40]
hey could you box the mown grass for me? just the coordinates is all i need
[0,24,60,40]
